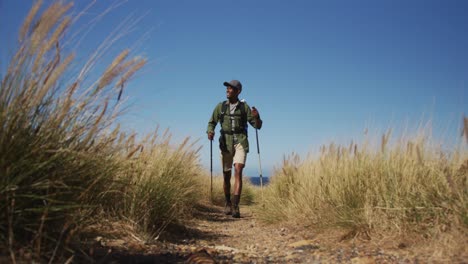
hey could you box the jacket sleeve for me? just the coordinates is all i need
[207,103,220,134]
[245,103,262,129]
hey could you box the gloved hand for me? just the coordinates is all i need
[208,132,214,141]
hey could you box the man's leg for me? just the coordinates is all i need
[232,143,246,218]
[233,163,244,196]
[223,170,232,215]
[221,151,234,215]
[232,163,244,218]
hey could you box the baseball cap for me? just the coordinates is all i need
[223,80,242,91]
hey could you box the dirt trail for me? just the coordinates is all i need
[87,203,459,263]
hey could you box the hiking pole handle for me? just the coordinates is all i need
[256,128,260,155]
[255,129,262,174]
[210,139,213,203]
[255,128,264,202]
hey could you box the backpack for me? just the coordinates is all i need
[218,100,247,136]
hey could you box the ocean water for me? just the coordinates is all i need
[248,176,269,186]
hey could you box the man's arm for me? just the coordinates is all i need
[246,104,262,129]
[207,104,220,140]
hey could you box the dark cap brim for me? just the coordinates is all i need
[223,81,240,89]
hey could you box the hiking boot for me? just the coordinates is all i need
[224,203,232,215]
[232,205,240,218]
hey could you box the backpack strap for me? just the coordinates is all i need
[219,101,228,128]
[238,101,247,134]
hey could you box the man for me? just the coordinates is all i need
[207,80,263,218]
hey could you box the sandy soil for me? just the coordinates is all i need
[85,203,467,263]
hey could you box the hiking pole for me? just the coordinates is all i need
[255,128,264,203]
[210,138,213,203]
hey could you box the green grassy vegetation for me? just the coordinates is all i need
[257,127,467,256]
[0,1,204,262]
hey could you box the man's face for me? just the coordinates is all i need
[226,86,240,100]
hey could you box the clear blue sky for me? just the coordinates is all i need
[1,0,467,177]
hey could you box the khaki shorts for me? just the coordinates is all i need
[220,143,247,172]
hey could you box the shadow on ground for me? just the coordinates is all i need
[156,203,233,243]
[78,250,186,264]
[82,202,231,263]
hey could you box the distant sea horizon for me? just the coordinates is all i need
[248,176,269,186]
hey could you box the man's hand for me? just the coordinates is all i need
[208,132,214,141]
[252,106,260,118]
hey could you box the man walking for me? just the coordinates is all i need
[207,80,263,218]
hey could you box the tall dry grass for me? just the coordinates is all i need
[118,131,204,239]
[258,124,467,256]
[0,1,204,262]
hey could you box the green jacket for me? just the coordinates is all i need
[207,100,262,153]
